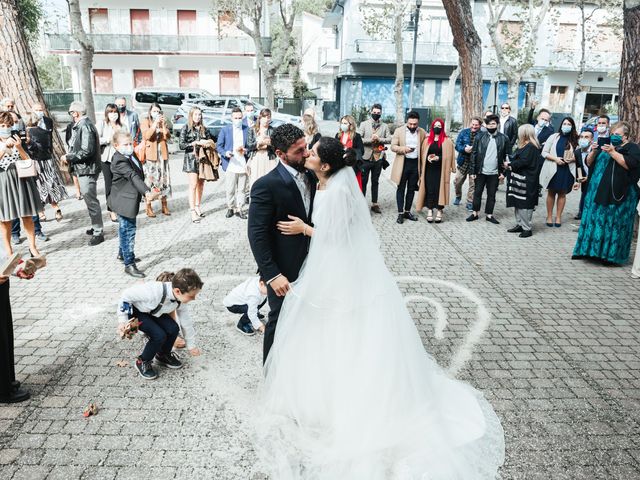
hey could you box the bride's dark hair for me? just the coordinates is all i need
[316,137,357,175]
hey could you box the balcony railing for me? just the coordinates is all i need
[346,40,458,65]
[46,33,270,55]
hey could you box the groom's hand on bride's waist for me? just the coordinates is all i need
[269,275,291,297]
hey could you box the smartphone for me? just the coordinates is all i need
[598,137,611,147]
[1,252,21,276]
[408,147,416,152]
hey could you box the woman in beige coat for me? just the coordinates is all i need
[416,118,456,223]
[140,102,172,217]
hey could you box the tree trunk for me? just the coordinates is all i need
[507,75,520,109]
[394,11,405,123]
[445,63,460,131]
[571,1,587,120]
[619,0,640,142]
[442,0,483,126]
[0,0,69,181]
[264,71,276,110]
[67,0,95,122]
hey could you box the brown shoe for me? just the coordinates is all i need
[161,197,171,216]
[145,202,156,218]
[370,205,381,214]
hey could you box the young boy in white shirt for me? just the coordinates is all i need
[117,268,203,380]
[223,276,267,336]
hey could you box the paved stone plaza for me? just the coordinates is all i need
[0,153,639,480]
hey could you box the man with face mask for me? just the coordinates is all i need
[0,98,25,133]
[217,108,250,219]
[573,129,594,220]
[358,103,391,214]
[60,101,104,246]
[454,116,482,210]
[527,100,554,147]
[593,115,610,141]
[248,124,316,361]
[467,114,509,224]
[108,131,159,277]
[391,111,426,224]
[115,96,141,145]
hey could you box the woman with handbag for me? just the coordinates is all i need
[140,103,172,218]
[179,107,214,224]
[247,108,276,187]
[0,112,43,262]
[97,103,124,222]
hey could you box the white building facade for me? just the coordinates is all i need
[324,0,622,123]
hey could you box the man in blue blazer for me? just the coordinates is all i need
[527,101,554,147]
[216,108,250,219]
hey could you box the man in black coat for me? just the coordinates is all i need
[248,124,317,362]
[467,114,510,224]
[108,131,158,278]
[574,129,594,220]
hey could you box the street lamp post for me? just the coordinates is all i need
[408,0,422,112]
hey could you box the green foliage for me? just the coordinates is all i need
[296,0,334,16]
[350,105,370,124]
[517,107,530,125]
[359,0,408,40]
[36,55,72,90]
[17,0,43,41]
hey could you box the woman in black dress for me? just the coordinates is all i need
[0,275,29,403]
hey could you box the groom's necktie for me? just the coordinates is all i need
[294,171,311,216]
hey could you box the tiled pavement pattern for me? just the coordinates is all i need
[1,152,639,480]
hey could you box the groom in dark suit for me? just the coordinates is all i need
[248,124,317,362]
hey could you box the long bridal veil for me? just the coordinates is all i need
[253,167,505,479]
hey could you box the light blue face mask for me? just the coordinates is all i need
[118,146,134,157]
[578,138,590,149]
[0,127,12,138]
[340,124,349,133]
[561,125,572,134]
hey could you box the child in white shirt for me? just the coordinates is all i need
[117,268,203,380]
[223,276,267,336]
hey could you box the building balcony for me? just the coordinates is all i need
[548,49,620,72]
[345,40,458,66]
[46,33,270,56]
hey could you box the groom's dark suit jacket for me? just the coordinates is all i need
[248,161,317,283]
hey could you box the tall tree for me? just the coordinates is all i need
[0,0,67,163]
[486,0,551,110]
[360,0,410,122]
[67,0,95,121]
[441,0,483,125]
[619,0,640,140]
[211,0,299,108]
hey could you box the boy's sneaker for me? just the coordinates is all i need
[135,357,158,380]
[236,321,256,336]
[453,197,461,206]
[155,352,183,369]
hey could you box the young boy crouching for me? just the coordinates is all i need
[223,275,267,336]
[117,268,203,380]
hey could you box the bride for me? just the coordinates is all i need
[253,137,505,479]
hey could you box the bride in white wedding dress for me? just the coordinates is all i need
[253,137,505,479]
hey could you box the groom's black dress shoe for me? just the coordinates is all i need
[396,214,404,224]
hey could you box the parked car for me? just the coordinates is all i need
[172,114,285,146]
[132,88,215,118]
[183,97,303,126]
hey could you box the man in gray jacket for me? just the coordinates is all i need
[358,103,391,214]
[61,101,104,246]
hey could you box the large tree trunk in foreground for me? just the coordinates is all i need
[67,0,96,122]
[0,0,69,181]
[619,0,640,141]
[442,0,483,126]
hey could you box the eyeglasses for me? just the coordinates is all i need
[501,107,510,110]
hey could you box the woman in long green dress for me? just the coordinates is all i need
[573,121,640,265]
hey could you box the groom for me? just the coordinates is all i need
[248,124,317,362]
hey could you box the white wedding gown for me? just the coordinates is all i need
[253,167,505,479]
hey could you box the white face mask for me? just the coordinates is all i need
[597,125,607,134]
[537,119,548,128]
[108,112,119,123]
[151,112,160,120]
[118,145,134,156]
[233,119,243,128]
[35,111,45,119]
[340,124,349,133]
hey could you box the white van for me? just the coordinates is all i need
[132,88,215,118]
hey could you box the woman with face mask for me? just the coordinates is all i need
[336,115,364,191]
[0,111,43,263]
[24,105,67,223]
[140,103,172,217]
[573,121,640,266]
[539,117,579,227]
[98,103,124,222]
[416,118,456,223]
[247,108,277,187]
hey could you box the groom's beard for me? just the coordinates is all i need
[281,154,307,173]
